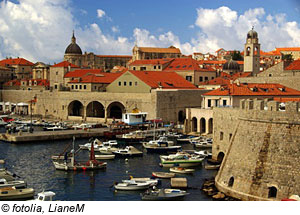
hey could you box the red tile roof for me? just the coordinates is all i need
[96,55,132,58]
[129,70,197,89]
[164,58,216,72]
[4,80,21,86]
[138,47,181,54]
[0,58,34,66]
[51,61,80,68]
[285,59,300,70]
[64,69,103,78]
[68,72,123,84]
[198,77,231,86]
[204,83,300,96]
[273,97,300,102]
[129,58,174,66]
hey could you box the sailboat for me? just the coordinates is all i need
[52,137,107,171]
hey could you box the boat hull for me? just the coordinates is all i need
[113,152,143,158]
[95,155,115,160]
[0,188,34,200]
[53,161,107,171]
[160,159,203,168]
[114,184,150,191]
[169,167,195,174]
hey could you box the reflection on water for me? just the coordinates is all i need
[0,137,217,201]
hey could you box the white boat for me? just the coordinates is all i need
[194,141,212,148]
[114,181,152,191]
[33,191,56,201]
[72,123,92,130]
[122,130,146,140]
[79,139,103,150]
[0,178,27,189]
[152,172,175,178]
[0,187,35,200]
[122,179,158,187]
[44,125,68,131]
[141,188,189,200]
[143,136,181,153]
[169,167,195,174]
[160,152,204,168]
[194,150,212,157]
[95,154,115,160]
[113,146,143,157]
[98,146,119,154]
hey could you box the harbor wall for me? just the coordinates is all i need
[214,99,300,200]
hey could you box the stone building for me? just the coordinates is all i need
[213,99,300,200]
[0,66,14,89]
[132,45,182,61]
[244,28,261,76]
[32,62,50,80]
[0,57,34,80]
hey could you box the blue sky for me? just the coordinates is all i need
[0,0,299,63]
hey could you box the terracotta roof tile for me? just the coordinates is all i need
[285,60,300,70]
[51,61,80,68]
[129,70,197,89]
[64,69,102,78]
[138,47,181,54]
[164,58,216,72]
[130,58,174,66]
[0,58,34,66]
[204,83,300,96]
[273,97,300,102]
[68,72,123,84]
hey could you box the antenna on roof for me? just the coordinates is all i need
[252,26,254,30]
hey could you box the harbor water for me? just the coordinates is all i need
[0,131,217,201]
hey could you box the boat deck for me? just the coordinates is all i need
[0,128,109,143]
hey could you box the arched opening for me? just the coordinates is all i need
[200,118,206,134]
[86,101,105,118]
[68,100,84,117]
[107,102,125,119]
[228,177,234,187]
[208,118,213,134]
[246,47,251,56]
[191,117,197,132]
[178,110,185,124]
[217,152,225,163]
[268,186,277,198]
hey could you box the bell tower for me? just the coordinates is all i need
[244,27,260,76]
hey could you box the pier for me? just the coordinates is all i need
[0,128,110,143]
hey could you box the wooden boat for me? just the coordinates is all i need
[143,136,181,153]
[152,172,175,179]
[169,167,195,174]
[114,182,152,191]
[0,187,34,200]
[95,154,115,160]
[0,178,27,189]
[113,146,143,157]
[141,188,189,201]
[160,152,204,168]
[52,137,107,171]
[204,164,220,170]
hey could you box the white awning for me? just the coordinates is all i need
[17,102,29,106]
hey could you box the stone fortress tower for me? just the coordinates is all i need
[214,99,300,200]
[244,27,260,76]
[63,31,83,67]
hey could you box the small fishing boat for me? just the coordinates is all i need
[52,137,107,171]
[0,178,27,189]
[194,141,212,148]
[95,154,115,160]
[141,188,189,201]
[33,191,56,201]
[204,164,220,170]
[143,136,181,153]
[160,152,204,168]
[98,146,118,155]
[0,187,35,200]
[194,150,212,158]
[152,172,175,179]
[114,181,152,191]
[79,138,103,150]
[113,146,143,157]
[169,167,195,174]
[122,179,159,187]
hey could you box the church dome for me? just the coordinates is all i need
[247,28,258,39]
[223,59,240,71]
[64,32,82,55]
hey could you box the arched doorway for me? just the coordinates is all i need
[200,118,206,134]
[217,152,225,163]
[107,102,125,119]
[68,100,84,117]
[178,110,185,124]
[208,118,213,134]
[192,117,197,132]
[268,186,277,198]
[86,101,105,118]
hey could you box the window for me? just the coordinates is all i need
[133,67,136,70]
[79,85,82,89]
[94,86,97,90]
[129,82,132,86]
[135,82,138,86]
[56,72,58,75]
[84,85,86,89]
[268,187,277,198]
[54,85,57,89]
[223,100,227,106]
[205,77,208,81]
[208,99,211,107]
[158,65,161,69]
[186,76,192,82]
[199,77,203,82]
[118,82,121,86]
[220,132,224,140]
[154,66,156,69]
[75,85,78,89]
[124,81,127,86]
[71,85,74,89]
[228,177,234,187]
[229,133,232,141]
[141,67,146,71]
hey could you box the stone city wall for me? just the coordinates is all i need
[214,99,300,200]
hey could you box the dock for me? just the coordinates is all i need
[0,128,110,143]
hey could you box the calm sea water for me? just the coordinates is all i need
[0,129,217,201]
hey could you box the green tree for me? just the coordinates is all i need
[282,54,293,61]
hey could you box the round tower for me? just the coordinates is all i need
[244,27,260,76]
[64,31,83,67]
